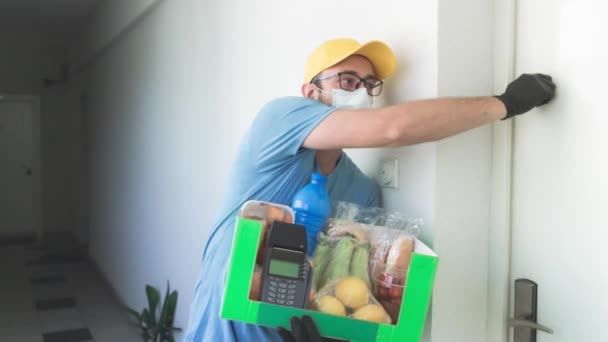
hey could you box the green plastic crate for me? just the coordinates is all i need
[221,217,438,342]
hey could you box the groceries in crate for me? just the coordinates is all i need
[310,201,421,324]
[239,200,422,324]
[226,199,436,342]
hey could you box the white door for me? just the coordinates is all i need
[509,0,608,341]
[0,97,39,236]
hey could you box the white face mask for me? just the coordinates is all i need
[331,87,374,109]
[314,85,374,110]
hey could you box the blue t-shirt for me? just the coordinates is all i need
[184,97,379,341]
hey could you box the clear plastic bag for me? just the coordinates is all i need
[310,201,423,324]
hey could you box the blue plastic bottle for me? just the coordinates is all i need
[291,173,331,256]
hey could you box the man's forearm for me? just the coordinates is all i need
[383,96,507,146]
[303,74,553,150]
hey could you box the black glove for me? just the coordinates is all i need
[278,315,347,342]
[496,73,556,119]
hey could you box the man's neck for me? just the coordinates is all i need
[315,149,343,176]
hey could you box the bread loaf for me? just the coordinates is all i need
[384,236,414,276]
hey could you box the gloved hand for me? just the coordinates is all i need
[278,315,347,342]
[496,73,556,119]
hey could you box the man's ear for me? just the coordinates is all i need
[301,83,316,99]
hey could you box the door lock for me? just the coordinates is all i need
[508,279,553,342]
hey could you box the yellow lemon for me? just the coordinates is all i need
[335,276,369,310]
[315,295,346,316]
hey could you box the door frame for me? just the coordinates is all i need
[0,93,43,240]
[487,0,517,341]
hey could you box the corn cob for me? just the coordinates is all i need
[350,242,371,289]
[311,233,331,290]
[323,237,355,287]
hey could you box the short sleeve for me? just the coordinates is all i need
[366,184,381,207]
[248,97,335,171]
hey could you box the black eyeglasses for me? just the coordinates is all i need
[312,71,383,96]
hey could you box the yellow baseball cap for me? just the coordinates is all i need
[304,38,396,82]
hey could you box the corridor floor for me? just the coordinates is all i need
[0,233,140,342]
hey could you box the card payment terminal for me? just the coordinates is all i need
[260,221,312,308]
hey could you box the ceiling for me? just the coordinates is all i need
[0,0,101,26]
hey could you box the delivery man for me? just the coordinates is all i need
[183,38,556,341]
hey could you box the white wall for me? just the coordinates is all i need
[73,0,496,340]
[72,0,160,71]
[433,1,495,341]
[0,23,80,235]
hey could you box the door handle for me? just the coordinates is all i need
[507,318,554,334]
[509,279,553,342]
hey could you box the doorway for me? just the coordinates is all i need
[0,95,42,240]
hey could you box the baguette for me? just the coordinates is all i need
[384,236,414,276]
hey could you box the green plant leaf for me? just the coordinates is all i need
[167,291,178,320]
[131,282,179,341]
[159,282,171,327]
[159,284,178,330]
[145,285,160,333]
[142,309,152,328]
[127,307,142,322]
[144,308,160,340]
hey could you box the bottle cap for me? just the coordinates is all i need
[311,172,327,185]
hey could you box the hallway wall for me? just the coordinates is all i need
[70,0,235,336]
[71,0,496,340]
